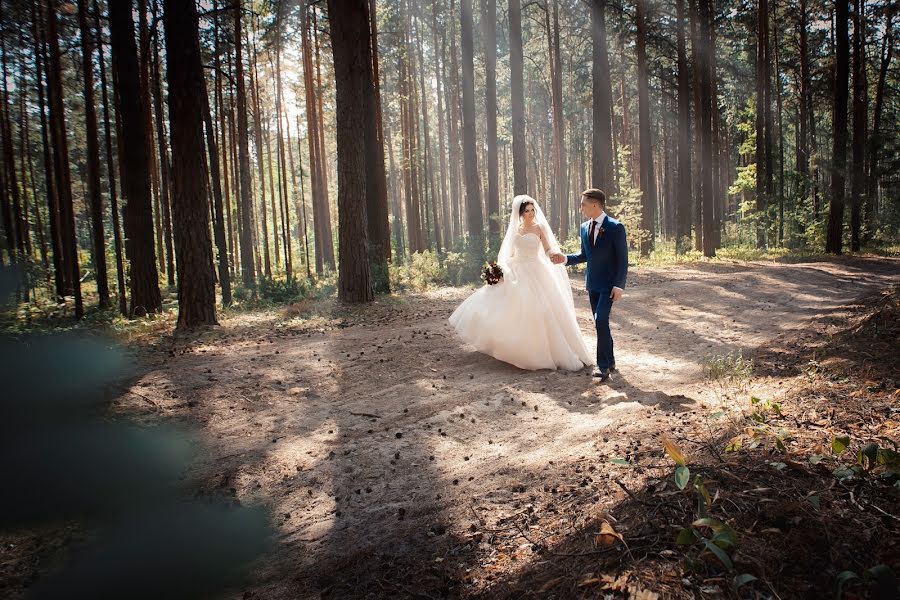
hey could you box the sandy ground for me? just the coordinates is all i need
[117,257,899,598]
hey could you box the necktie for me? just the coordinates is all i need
[589,220,597,246]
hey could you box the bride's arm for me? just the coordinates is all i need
[538,230,552,254]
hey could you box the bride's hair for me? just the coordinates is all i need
[518,198,536,217]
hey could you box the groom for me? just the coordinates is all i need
[551,189,627,381]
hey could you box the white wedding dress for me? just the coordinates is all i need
[449,197,593,371]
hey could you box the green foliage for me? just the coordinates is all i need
[390,251,447,291]
[830,435,900,483]
[608,145,647,251]
[728,163,756,197]
[258,276,313,304]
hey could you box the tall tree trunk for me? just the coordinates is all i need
[233,1,256,289]
[755,0,773,248]
[0,6,26,270]
[163,0,217,327]
[202,3,231,305]
[825,0,850,254]
[797,0,812,233]
[460,0,483,270]
[432,1,452,251]
[386,123,406,259]
[296,113,312,278]
[92,0,126,314]
[675,0,692,253]
[150,14,175,287]
[138,0,165,280]
[285,114,303,276]
[698,0,716,257]
[75,0,109,307]
[398,32,424,255]
[264,110,281,271]
[413,6,439,251]
[312,9,336,270]
[46,0,83,317]
[32,0,64,301]
[636,0,657,256]
[201,73,232,306]
[301,2,326,274]
[509,0,527,195]
[109,0,162,316]
[449,0,464,242]
[214,2,236,278]
[591,0,615,196]
[689,0,702,251]
[248,16,271,278]
[274,14,293,279]
[327,0,373,302]
[772,0,785,246]
[549,0,568,238]
[866,7,893,237]
[849,0,866,251]
[483,0,500,247]
[365,0,391,291]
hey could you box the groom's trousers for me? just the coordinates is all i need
[588,290,615,370]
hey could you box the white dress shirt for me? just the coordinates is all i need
[589,212,607,244]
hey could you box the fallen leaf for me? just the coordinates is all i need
[596,521,625,546]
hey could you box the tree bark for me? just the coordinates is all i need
[432,1,452,251]
[483,0,500,247]
[247,15,271,278]
[825,0,850,254]
[109,0,162,316]
[163,0,217,327]
[312,8,336,270]
[675,0,692,253]
[233,1,256,289]
[772,0,785,246]
[636,0,657,256]
[866,7,893,237]
[755,0,773,248]
[327,0,373,302]
[698,0,716,257]
[460,0,483,270]
[549,0,568,238]
[849,0,866,251]
[591,0,615,196]
[150,10,175,287]
[365,0,391,291]
[92,0,126,312]
[796,0,812,229]
[46,0,83,317]
[74,0,110,307]
[201,73,232,306]
[509,0,527,195]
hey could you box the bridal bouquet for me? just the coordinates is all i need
[481,261,504,285]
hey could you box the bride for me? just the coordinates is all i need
[449,195,593,371]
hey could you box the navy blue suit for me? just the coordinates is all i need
[565,215,628,370]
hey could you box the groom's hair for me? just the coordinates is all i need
[581,188,607,206]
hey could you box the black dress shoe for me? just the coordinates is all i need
[592,368,610,381]
[609,362,617,372]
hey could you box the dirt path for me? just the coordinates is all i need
[121,257,899,598]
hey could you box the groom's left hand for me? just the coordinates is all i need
[610,287,623,303]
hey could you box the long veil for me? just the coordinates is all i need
[496,195,578,316]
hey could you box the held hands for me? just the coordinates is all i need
[550,253,566,265]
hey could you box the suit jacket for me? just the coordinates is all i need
[565,215,628,292]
